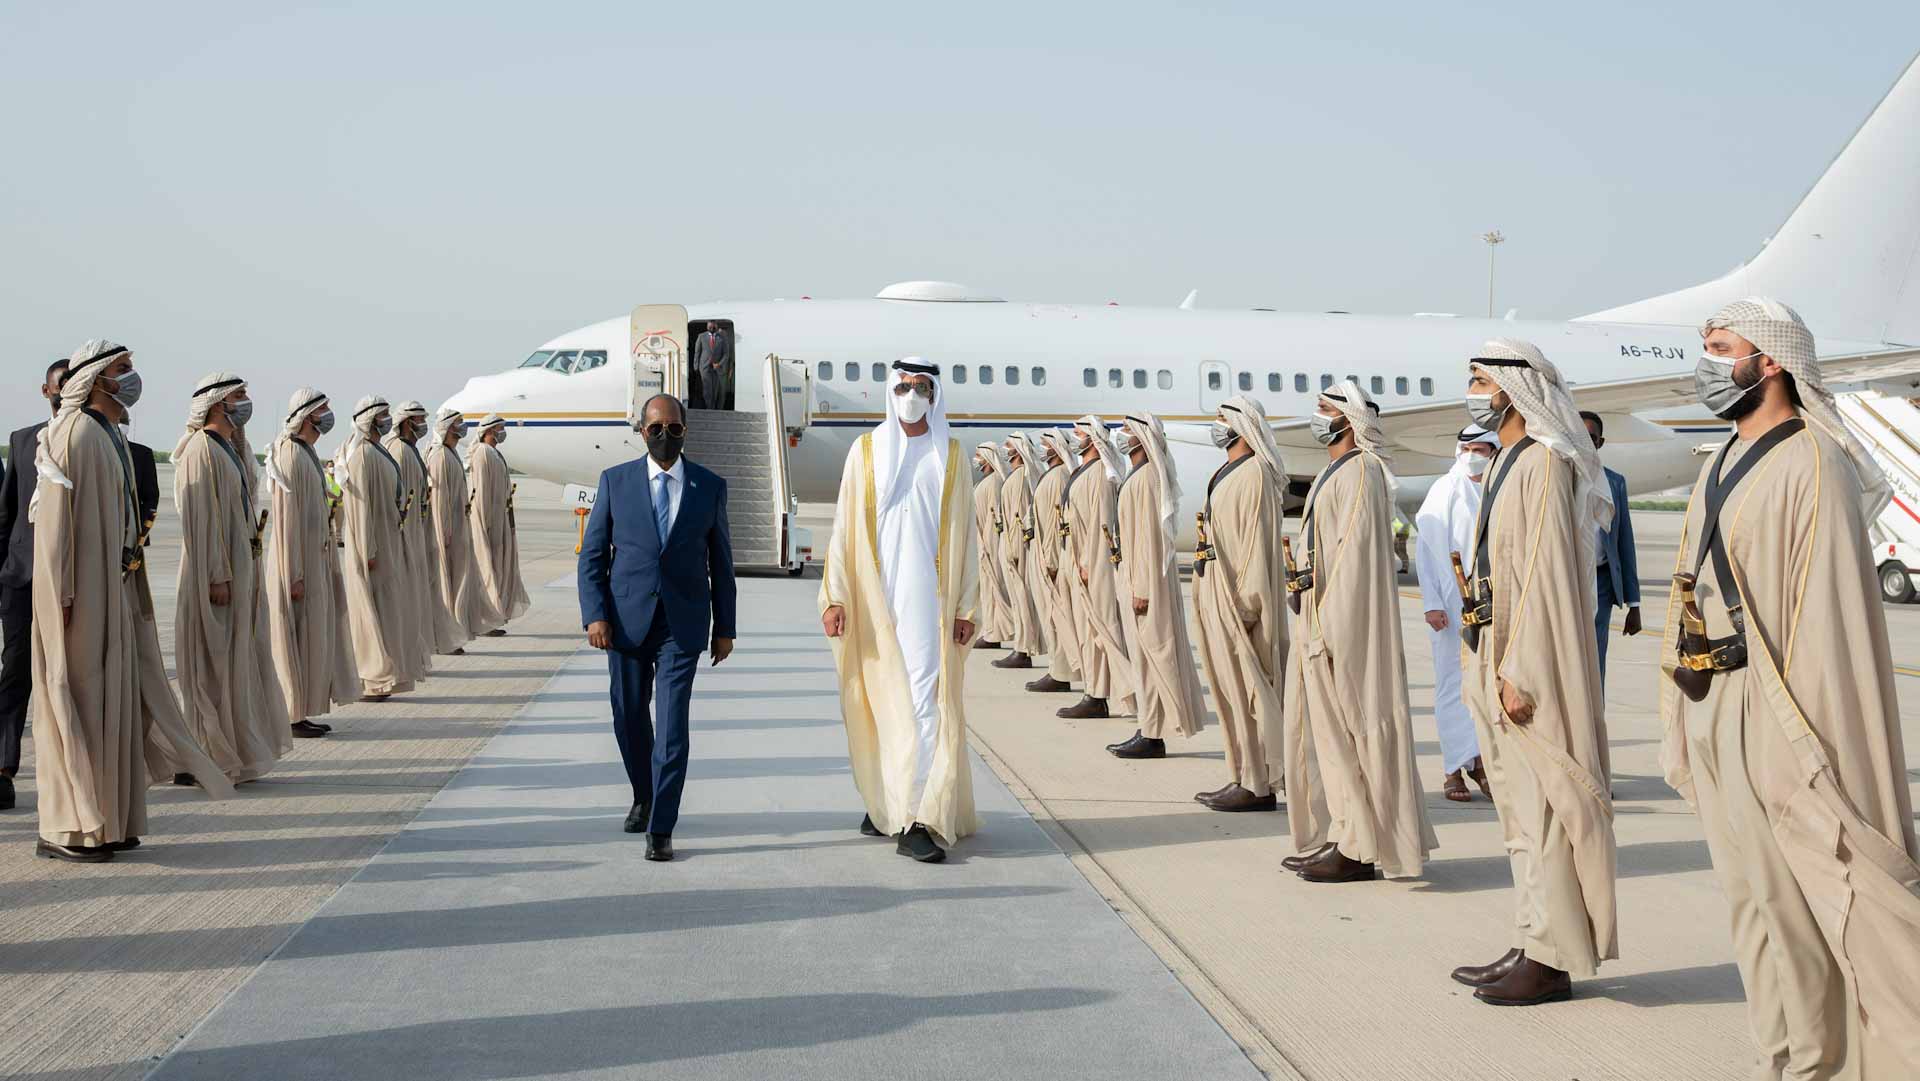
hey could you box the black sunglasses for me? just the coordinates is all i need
[644,422,687,439]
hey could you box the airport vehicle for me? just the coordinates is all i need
[1835,391,1920,603]
[443,54,1920,559]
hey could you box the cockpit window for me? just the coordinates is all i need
[574,350,607,372]
[519,348,608,374]
[518,350,555,369]
[546,350,579,372]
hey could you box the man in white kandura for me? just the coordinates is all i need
[1413,424,1496,803]
[820,358,979,864]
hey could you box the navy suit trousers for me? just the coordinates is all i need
[609,608,700,835]
[1594,569,1617,686]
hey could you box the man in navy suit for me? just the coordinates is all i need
[1580,412,1641,684]
[579,394,736,862]
[0,359,70,810]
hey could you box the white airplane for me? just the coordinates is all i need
[443,52,1920,564]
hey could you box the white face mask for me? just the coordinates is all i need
[893,390,930,425]
[1458,449,1492,476]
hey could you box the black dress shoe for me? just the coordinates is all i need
[1474,957,1571,1006]
[622,802,650,834]
[1451,947,1525,988]
[106,837,141,852]
[1281,842,1335,872]
[290,720,329,739]
[645,833,674,861]
[485,628,508,637]
[1024,675,1073,693]
[1200,784,1278,812]
[35,839,112,863]
[896,824,946,863]
[1106,731,1167,759]
[991,651,1033,669]
[859,814,885,837]
[973,639,1002,650]
[172,773,196,787]
[359,693,392,703]
[1056,695,1109,719]
[450,648,466,656]
[0,774,14,811]
[311,721,333,733]
[1297,847,1377,883]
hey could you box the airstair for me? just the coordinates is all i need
[1834,389,1920,602]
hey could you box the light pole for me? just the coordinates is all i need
[1481,230,1505,318]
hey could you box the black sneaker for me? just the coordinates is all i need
[859,814,885,837]
[895,824,946,863]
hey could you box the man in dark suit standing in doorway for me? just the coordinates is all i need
[692,322,733,411]
[578,394,736,862]
[0,359,70,809]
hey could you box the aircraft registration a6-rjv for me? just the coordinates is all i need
[443,53,1920,569]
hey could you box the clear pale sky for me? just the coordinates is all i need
[3,2,1916,444]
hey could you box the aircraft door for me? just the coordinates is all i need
[626,303,689,429]
[771,355,813,437]
[1198,360,1231,411]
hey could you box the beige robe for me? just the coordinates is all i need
[1034,463,1081,683]
[972,469,1013,643]
[1116,461,1206,740]
[425,441,494,640]
[1659,423,1920,1077]
[1193,456,1287,797]
[383,433,440,675]
[820,434,981,845]
[998,467,1045,655]
[173,431,291,782]
[266,438,357,722]
[1064,461,1135,705]
[341,440,411,695]
[31,410,235,846]
[467,442,529,630]
[1281,452,1436,875]
[1461,440,1618,978]
[400,440,468,654]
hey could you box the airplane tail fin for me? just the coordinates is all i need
[1579,52,1920,347]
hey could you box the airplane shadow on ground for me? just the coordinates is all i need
[116,987,1110,1081]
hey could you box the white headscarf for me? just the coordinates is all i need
[174,371,256,508]
[1470,338,1613,572]
[432,406,465,444]
[1320,378,1398,498]
[334,394,390,496]
[266,387,329,494]
[31,340,134,516]
[1453,423,1500,480]
[1217,395,1288,488]
[869,357,950,513]
[975,441,1007,479]
[1075,415,1126,483]
[1122,412,1181,559]
[1005,431,1043,498]
[1703,296,1890,517]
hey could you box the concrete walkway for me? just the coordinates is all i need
[140,576,1266,1081]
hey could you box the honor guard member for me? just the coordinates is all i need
[1662,299,1920,1076]
[468,415,530,636]
[426,408,493,643]
[1026,430,1080,694]
[1106,414,1208,759]
[1058,416,1135,719]
[1191,397,1288,813]
[1450,339,1617,1007]
[992,434,1046,671]
[336,396,413,701]
[970,442,1014,650]
[171,373,291,784]
[1277,381,1436,883]
[264,389,357,738]
[29,341,234,862]
[819,358,980,862]
[387,402,453,670]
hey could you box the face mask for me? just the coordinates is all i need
[1458,450,1491,476]
[490,429,506,445]
[314,411,336,435]
[646,426,684,463]
[1464,393,1507,431]
[1073,431,1094,454]
[893,391,930,425]
[1116,434,1139,455]
[1694,351,1767,420]
[226,398,254,427]
[1308,412,1347,447]
[107,369,143,410]
[375,416,393,436]
[1210,421,1237,449]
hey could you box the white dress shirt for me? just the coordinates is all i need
[647,455,685,536]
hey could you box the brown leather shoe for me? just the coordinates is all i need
[973,639,1003,650]
[1298,847,1376,883]
[35,839,113,863]
[1467,756,1492,799]
[1281,842,1335,872]
[991,652,1034,670]
[1450,947,1524,987]
[1056,696,1109,719]
[1474,957,1571,1006]
[1194,782,1237,804]
[1025,675,1073,693]
[1106,731,1166,759]
[1201,784,1277,812]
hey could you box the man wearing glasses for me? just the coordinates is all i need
[579,395,737,863]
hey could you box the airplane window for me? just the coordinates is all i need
[1157,370,1172,390]
[1207,370,1222,392]
[518,350,554,369]
[980,365,995,385]
[1032,368,1046,386]
[1395,376,1409,395]
[1420,377,1434,396]
[1083,368,1097,388]
[546,350,578,372]
[818,361,832,381]
[1267,373,1281,392]
[575,351,608,372]
[844,362,858,382]
[1295,374,1308,393]
[1107,369,1122,389]
[872,362,886,382]
[1371,376,1385,394]
[1237,372,1252,392]
[1006,366,1020,386]
[952,365,967,384]
[1320,374,1334,390]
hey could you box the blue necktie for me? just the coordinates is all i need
[654,471,672,545]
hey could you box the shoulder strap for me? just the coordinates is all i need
[1471,436,1536,581]
[1302,450,1359,566]
[1693,419,1806,613]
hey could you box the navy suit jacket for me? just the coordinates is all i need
[1597,467,1640,608]
[578,455,737,656]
